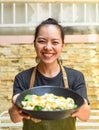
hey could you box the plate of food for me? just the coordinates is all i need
[15,85,84,120]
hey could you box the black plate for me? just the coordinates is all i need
[15,85,84,120]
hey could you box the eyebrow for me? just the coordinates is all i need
[37,37,46,40]
[53,38,59,41]
[37,36,60,41]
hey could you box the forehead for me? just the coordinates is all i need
[38,25,61,36]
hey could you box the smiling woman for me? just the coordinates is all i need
[9,18,90,130]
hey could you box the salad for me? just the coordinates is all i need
[21,93,77,111]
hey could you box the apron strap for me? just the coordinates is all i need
[59,64,69,88]
[29,66,37,88]
[29,64,69,88]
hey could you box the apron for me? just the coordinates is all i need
[23,64,76,130]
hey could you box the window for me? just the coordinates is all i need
[0,2,99,34]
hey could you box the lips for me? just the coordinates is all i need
[42,52,54,59]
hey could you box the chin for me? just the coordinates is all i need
[42,60,55,64]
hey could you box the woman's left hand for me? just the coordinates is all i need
[71,99,90,121]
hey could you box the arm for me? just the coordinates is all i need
[9,94,30,123]
[9,72,41,123]
[72,99,90,121]
[9,72,39,123]
[72,72,90,121]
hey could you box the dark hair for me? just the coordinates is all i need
[34,18,64,43]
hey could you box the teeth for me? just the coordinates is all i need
[43,53,53,57]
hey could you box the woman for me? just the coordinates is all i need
[9,18,90,130]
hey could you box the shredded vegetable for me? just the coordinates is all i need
[21,93,77,111]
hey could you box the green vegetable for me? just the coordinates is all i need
[24,94,32,101]
[55,107,65,110]
[34,105,44,111]
[74,104,77,108]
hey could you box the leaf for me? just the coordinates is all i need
[34,105,44,111]
[24,94,32,101]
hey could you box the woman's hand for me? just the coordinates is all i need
[31,117,41,123]
[71,99,90,121]
[18,108,41,123]
[9,100,30,122]
[9,94,41,123]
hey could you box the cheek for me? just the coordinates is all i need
[56,45,63,53]
[58,49,62,55]
[35,45,42,55]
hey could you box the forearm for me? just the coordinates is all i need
[72,99,90,121]
[78,104,90,121]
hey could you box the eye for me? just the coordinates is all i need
[38,40,46,44]
[52,41,59,45]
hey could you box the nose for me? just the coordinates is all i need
[44,42,52,50]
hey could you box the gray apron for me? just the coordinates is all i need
[23,64,76,130]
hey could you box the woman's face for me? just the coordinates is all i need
[34,25,64,64]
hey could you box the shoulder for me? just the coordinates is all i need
[63,66,86,90]
[64,66,83,75]
[15,67,35,79]
[63,66,84,80]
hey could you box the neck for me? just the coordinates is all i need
[37,62,60,77]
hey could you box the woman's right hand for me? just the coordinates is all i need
[14,104,31,120]
[9,94,41,123]
[9,102,30,123]
[17,106,41,123]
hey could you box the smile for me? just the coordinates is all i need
[42,53,54,58]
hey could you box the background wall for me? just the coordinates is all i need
[0,42,99,113]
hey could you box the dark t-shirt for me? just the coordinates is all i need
[13,66,89,130]
[13,66,88,101]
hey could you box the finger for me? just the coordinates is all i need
[71,110,78,118]
[12,94,20,104]
[84,99,88,105]
[31,118,41,123]
[71,113,77,118]
[19,111,30,119]
[18,110,23,114]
